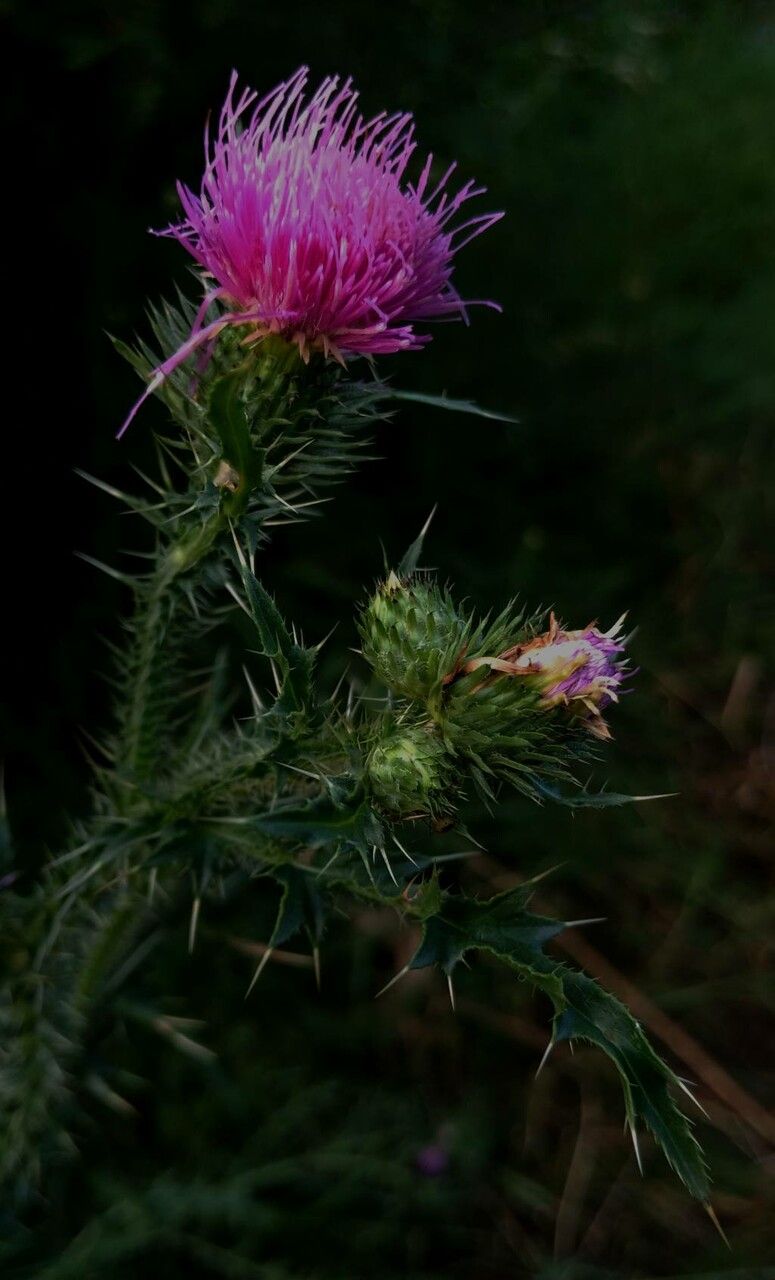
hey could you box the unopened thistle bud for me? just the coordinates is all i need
[366,725,453,817]
[359,573,468,702]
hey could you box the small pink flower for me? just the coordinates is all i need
[509,614,629,738]
[458,613,630,739]
[121,68,502,434]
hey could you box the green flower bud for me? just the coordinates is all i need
[359,572,468,702]
[366,725,453,817]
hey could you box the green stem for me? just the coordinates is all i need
[119,513,228,787]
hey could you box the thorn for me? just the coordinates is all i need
[674,1076,710,1119]
[447,972,456,1012]
[522,862,565,887]
[225,581,251,616]
[229,520,248,569]
[49,838,99,869]
[242,665,264,715]
[74,552,134,585]
[312,946,321,992]
[535,1039,555,1079]
[327,665,350,703]
[392,832,418,867]
[704,1202,731,1249]
[564,916,607,929]
[85,1073,139,1118]
[266,438,312,474]
[375,964,410,999]
[628,1121,644,1176]
[455,824,488,852]
[376,845,399,887]
[631,792,679,802]
[313,622,339,654]
[278,761,321,781]
[269,659,282,695]
[357,846,377,887]
[188,896,201,954]
[419,504,438,540]
[245,946,274,998]
[316,848,341,876]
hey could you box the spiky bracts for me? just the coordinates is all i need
[358,571,626,811]
[366,723,455,819]
[359,571,469,702]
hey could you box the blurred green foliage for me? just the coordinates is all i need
[3,0,774,1274]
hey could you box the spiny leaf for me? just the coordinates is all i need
[553,969,709,1198]
[390,388,519,423]
[245,866,327,995]
[237,567,315,716]
[252,793,383,854]
[265,865,327,949]
[409,884,567,1006]
[409,885,709,1200]
[532,779,677,808]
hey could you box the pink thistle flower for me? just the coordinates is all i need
[460,613,629,739]
[120,67,503,435]
[508,613,629,739]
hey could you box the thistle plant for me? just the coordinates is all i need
[1,66,713,1227]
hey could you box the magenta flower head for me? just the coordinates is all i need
[120,67,503,434]
[510,613,629,739]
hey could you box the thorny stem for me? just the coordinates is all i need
[119,512,228,786]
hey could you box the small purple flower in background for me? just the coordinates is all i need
[509,613,629,738]
[121,67,502,433]
[415,1142,449,1177]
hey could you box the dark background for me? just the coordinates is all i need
[3,1,774,1275]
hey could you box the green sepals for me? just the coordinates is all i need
[358,573,597,805]
[366,723,454,818]
[116,295,390,541]
[432,600,597,803]
[409,885,709,1200]
[359,572,469,702]
[441,660,583,803]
